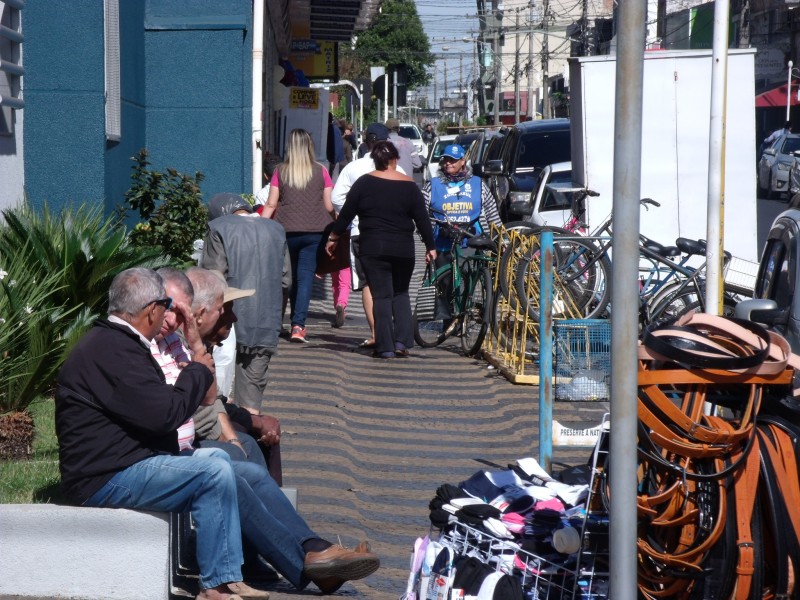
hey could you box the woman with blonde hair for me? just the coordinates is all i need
[264,129,335,343]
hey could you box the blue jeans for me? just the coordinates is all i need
[286,232,324,328]
[86,454,243,590]
[232,460,317,589]
[199,432,267,469]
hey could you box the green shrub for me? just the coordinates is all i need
[0,203,170,412]
[125,148,208,264]
[0,243,78,414]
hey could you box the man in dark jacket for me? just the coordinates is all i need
[55,268,244,600]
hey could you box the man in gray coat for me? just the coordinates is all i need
[201,193,289,414]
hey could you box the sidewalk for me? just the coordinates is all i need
[254,275,609,599]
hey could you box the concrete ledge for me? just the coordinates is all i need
[0,488,297,600]
[0,505,169,600]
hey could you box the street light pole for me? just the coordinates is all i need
[788,60,794,122]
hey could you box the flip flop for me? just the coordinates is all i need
[358,339,376,349]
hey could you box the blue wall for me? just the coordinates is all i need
[23,0,252,215]
[23,1,107,212]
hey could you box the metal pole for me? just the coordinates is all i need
[538,231,554,473]
[515,10,521,123]
[384,71,389,122]
[704,0,731,315]
[788,61,794,122]
[393,65,398,119]
[609,0,646,597]
[541,0,550,119]
[493,34,500,125]
[359,84,364,134]
[528,2,535,119]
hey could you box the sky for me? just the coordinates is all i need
[414,0,481,108]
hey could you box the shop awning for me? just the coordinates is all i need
[755,82,800,108]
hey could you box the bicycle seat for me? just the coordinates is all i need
[643,240,680,257]
[466,233,497,252]
[676,237,706,256]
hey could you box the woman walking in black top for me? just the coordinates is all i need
[326,141,437,358]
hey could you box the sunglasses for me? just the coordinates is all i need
[146,297,173,310]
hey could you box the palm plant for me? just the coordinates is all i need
[0,203,171,459]
[0,203,169,316]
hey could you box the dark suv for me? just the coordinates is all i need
[736,205,800,350]
[483,119,571,222]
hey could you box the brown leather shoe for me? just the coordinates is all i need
[226,581,270,599]
[308,541,374,594]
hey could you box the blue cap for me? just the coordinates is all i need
[442,144,465,160]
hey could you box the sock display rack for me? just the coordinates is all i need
[406,422,610,600]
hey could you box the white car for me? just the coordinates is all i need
[759,133,800,199]
[423,134,457,182]
[397,123,425,167]
[505,161,575,227]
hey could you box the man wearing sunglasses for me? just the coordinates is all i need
[55,268,247,600]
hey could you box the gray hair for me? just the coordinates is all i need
[156,267,194,302]
[108,268,165,317]
[185,267,226,311]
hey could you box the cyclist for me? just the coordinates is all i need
[421,143,501,252]
[421,144,501,327]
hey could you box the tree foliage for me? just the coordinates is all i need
[340,0,433,90]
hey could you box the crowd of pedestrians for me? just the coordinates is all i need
[53,117,498,599]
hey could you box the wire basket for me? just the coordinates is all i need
[723,256,759,296]
[554,320,611,401]
[439,521,580,600]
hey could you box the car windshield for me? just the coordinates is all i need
[517,131,571,169]
[540,170,575,211]
[780,136,800,155]
[431,140,452,162]
[398,126,421,140]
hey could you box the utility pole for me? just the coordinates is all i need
[514,9,521,123]
[433,62,438,112]
[541,0,550,119]
[528,1,535,119]
[444,59,448,100]
[493,33,500,125]
[459,53,464,127]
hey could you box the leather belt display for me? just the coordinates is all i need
[626,313,800,599]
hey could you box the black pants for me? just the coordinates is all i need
[360,254,415,354]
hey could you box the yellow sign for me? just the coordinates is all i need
[289,88,320,110]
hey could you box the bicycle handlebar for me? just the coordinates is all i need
[428,207,480,240]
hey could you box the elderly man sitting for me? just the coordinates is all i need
[55,268,244,600]
[152,266,380,595]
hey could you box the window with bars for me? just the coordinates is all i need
[104,0,120,141]
[0,0,23,136]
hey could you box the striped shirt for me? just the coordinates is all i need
[149,334,195,451]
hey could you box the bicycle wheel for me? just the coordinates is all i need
[649,289,736,326]
[515,237,611,320]
[413,269,456,347]
[461,266,493,355]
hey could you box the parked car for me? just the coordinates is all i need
[504,161,575,227]
[736,200,800,350]
[758,133,800,199]
[397,122,425,170]
[483,119,571,221]
[423,134,457,182]
[461,129,499,177]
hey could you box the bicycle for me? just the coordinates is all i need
[413,209,497,355]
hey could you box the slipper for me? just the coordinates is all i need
[358,339,376,349]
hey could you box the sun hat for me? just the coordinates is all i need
[224,286,255,303]
[385,117,400,130]
[441,144,466,161]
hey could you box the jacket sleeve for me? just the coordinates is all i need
[96,342,214,436]
[201,228,227,275]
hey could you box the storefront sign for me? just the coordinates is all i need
[289,88,320,109]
